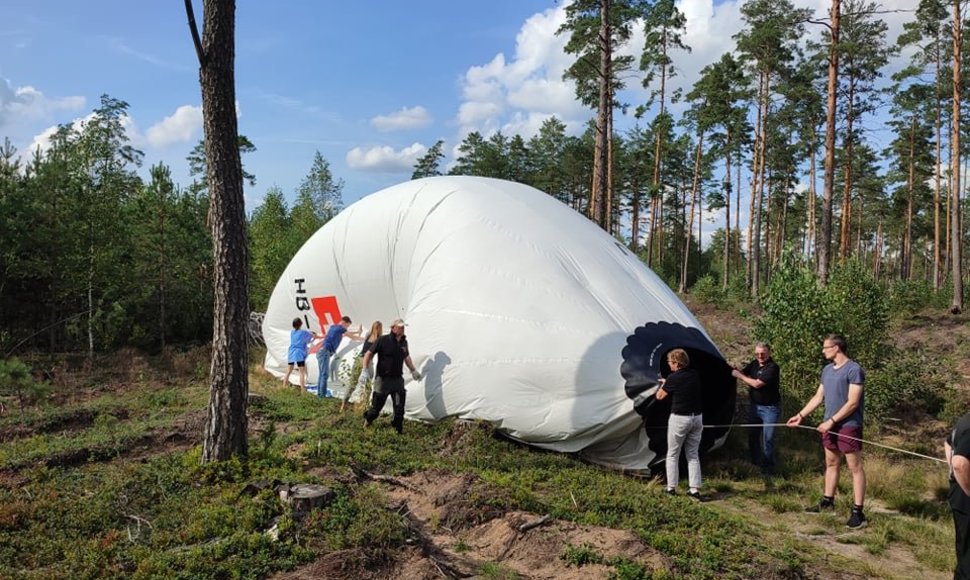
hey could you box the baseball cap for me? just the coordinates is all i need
[390,318,406,328]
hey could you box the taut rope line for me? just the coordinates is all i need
[698,422,948,465]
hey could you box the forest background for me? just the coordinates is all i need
[2,0,967,348]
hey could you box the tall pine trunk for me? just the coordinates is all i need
[591,0,611,231]
[934,36,943,289]
[681,131,704,293]
[807,123,818,261]
[819,0,840,285]
[187,0,250,462]
[722,132,732,289]
[839,80,856,263]
[950,0,963,313]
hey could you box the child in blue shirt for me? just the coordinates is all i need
[283,318,319,391]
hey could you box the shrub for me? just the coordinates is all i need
[689,274,724,306]
[726,275,751,305]
[0,357,50,411]
[864,349,949,421]
[561,543,604,567]
[887,278,950,318]
[754,256,889,403]
[754,254,832,396]
[825,259,888,370]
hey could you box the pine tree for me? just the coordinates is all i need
[411,139,445,179]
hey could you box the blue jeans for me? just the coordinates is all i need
[315,349,334,397]
[749,403,780,475]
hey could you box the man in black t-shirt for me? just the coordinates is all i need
[361,318,421,434]
[732,343,781,476]
[947,412,970,579]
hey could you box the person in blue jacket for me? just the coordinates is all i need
[283,318,319,392]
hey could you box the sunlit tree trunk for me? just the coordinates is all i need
[807,123,818,261]
[839,80,856,263]
[749,70,769,298]
[591,0,611,230]
[934,36,943,289]
[819,0,840,286]
[874,220,883,279]
[648,123,666,267]
[950,0,963,313]
[681,131,704,293]
[735,148,742,279]
[722,131,732,289]
[902,118,916,281]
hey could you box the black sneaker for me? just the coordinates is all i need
[687,490,702,501]
[846,510,867,529]
[805,499,835,513]
[665,488,676,496]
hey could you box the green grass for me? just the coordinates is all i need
[0,348,958,579]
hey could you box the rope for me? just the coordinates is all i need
[700,422,948,465]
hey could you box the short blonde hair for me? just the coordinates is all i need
[667,348,690,368]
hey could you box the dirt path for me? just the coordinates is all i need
[715,487,951,580]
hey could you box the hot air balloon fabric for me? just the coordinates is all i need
[262,176,734,471]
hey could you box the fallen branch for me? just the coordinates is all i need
[517,514,551,533]
[399,510,475,578]
[353,466,422,492]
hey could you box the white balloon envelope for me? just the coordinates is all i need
[263,176,734,471]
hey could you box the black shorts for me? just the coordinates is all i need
[288,360,306,368]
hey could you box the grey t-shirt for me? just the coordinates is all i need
[821,360,865,426]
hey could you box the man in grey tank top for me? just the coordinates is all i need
[786,334,867,529]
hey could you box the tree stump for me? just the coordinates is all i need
[280,484,335,517]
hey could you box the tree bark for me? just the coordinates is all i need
[950,0,963,313]
[591,0,611,231]
[749,70,769,299]
[934,34,943,289]
[807,123,818,261]
[722,131,732,289]
[681,131,704,293]
[819,0,840,286]
[839,78,856,263]
[902,118,916,281]
[648,32,670,268]
[188,0,250,462]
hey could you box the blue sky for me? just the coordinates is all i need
[1,0,912,218]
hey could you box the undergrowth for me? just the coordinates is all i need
[0,341,957,579]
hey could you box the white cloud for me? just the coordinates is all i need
[346,142,426,173]
[455,6,587,140]
[371,106,432,132]
[25,124,59,157]
[0,78,85,127]
[145,104,203,148]
[23,112,97,158]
